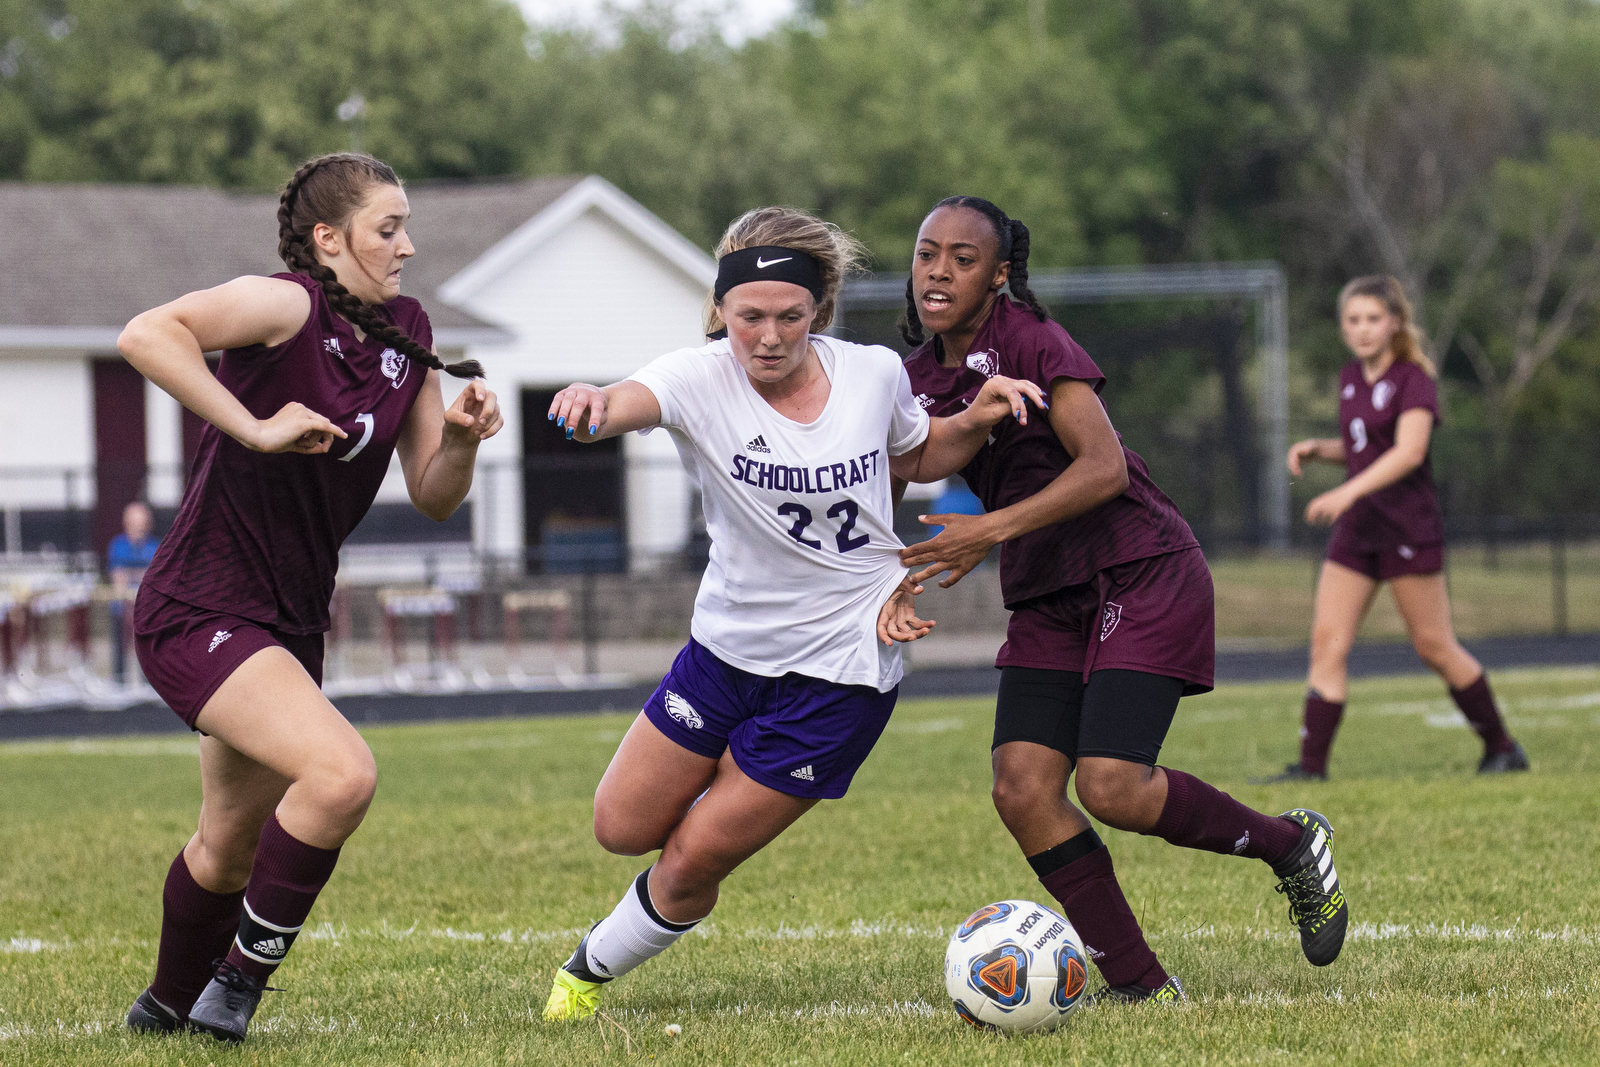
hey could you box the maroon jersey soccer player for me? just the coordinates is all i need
[893,197,1350,1000]
[116,153,503,1044]
[1257,275,1526,782]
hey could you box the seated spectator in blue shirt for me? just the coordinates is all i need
[108,501,159,684]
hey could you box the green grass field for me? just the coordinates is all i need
[4,668,1598,1065]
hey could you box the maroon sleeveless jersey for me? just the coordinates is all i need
[141,273,431,634]
[1335,358,1444,550]
[903,298,1198,608]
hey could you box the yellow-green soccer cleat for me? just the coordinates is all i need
[543,967,604,1021]
[1272,808,1348,966]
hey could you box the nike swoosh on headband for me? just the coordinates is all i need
[756,257,792,269]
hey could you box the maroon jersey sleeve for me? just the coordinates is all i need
[1395,362,1440,423]
[1005,315,1105,396]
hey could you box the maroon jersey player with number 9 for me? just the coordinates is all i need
[115,153,503,1044]
[896,196,1351,1003]
[1256,275,1527,782]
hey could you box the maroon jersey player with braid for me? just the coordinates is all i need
[894,197,1350,1002]
[117,153,503,1044]
[1256,275,1527,782]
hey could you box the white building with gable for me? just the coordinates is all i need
[0,175,713,576]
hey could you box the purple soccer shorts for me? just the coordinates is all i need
[642,638,899,800]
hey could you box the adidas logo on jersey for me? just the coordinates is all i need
[790,765,815,782]
[664,690,704,729]
[324,337,343,358]
[207,630,232,653]
[745,435,771,453]
[915,393,936,409]
[251,936,287,958]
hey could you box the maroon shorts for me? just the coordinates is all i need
[997,547,1215,695]
[134,586,324,729]
[1325,524,1444,581]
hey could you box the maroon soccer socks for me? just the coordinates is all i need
[148,850,245,1019]
[1450,674,1516,756]
[222,814,341,983]
[1033,830,1168,992]
[1153,768,1303,865]
[1298,693,1345,777]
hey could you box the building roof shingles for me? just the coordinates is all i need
[0,176,581,332]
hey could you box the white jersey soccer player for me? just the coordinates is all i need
[631,334,926,691]
[539,207,1045,1022]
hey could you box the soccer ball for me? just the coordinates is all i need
[944,899,1090,1033]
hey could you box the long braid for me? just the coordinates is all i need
[1005,219,1049,323]
[277,154,483,380]
[899,278,926,347]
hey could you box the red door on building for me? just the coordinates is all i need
[92,357,148,561]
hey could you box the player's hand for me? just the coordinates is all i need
[1305,486,1355,526]
[1287,438,1322,477]
[247,401,347,454]
[443,380,503,447]
[548,383,608,441]
[899,512,999,589]
[877,575,935,645]
[968,375,1048,430]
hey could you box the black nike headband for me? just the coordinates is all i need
[713,245,826,303]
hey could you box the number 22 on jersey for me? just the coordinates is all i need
[778,499,871,553]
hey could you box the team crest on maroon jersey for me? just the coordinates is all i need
[965,349,999,377]
[1100,602,1123,641]
[380,348,408,389]
[1371,379,1394,410]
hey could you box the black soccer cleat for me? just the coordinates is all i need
[1272,809,1348,967]
[1089,975,1186,1005]
[125,988,183,1034]
[187,960,278,1043]
[1478,741,1529,775]
[1249,762,1327,785]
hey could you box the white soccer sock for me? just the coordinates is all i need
[582,868,700,982]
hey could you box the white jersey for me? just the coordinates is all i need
[630,336,930,691]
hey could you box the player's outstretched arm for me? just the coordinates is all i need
[1305,409,1431,526]
[397,371,504,522]
[889,375,1047,484]
[898,378,1127,589]
[548,381,662,442]
[118,276,347,455]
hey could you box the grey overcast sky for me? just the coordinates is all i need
[516,0,798,42]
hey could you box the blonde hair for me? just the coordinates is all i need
[703,207,869,337]
[1337,274,1437,378]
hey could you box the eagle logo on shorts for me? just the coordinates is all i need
[380,348,408,389]
[1100,602,1123,642]
[664,690,703,729]
[965,350,999,378]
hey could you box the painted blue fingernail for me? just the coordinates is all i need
[589,424,597,434]
[547,412,554,420]
[556,416,565,428]
[566,427,574,439]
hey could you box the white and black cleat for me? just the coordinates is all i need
[1272,809,1348,967]
[187,960,278,1043]
[125,988,184,1034]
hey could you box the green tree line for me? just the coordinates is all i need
[3,0,1597,524]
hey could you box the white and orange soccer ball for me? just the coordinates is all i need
[944,899,1090,1033]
